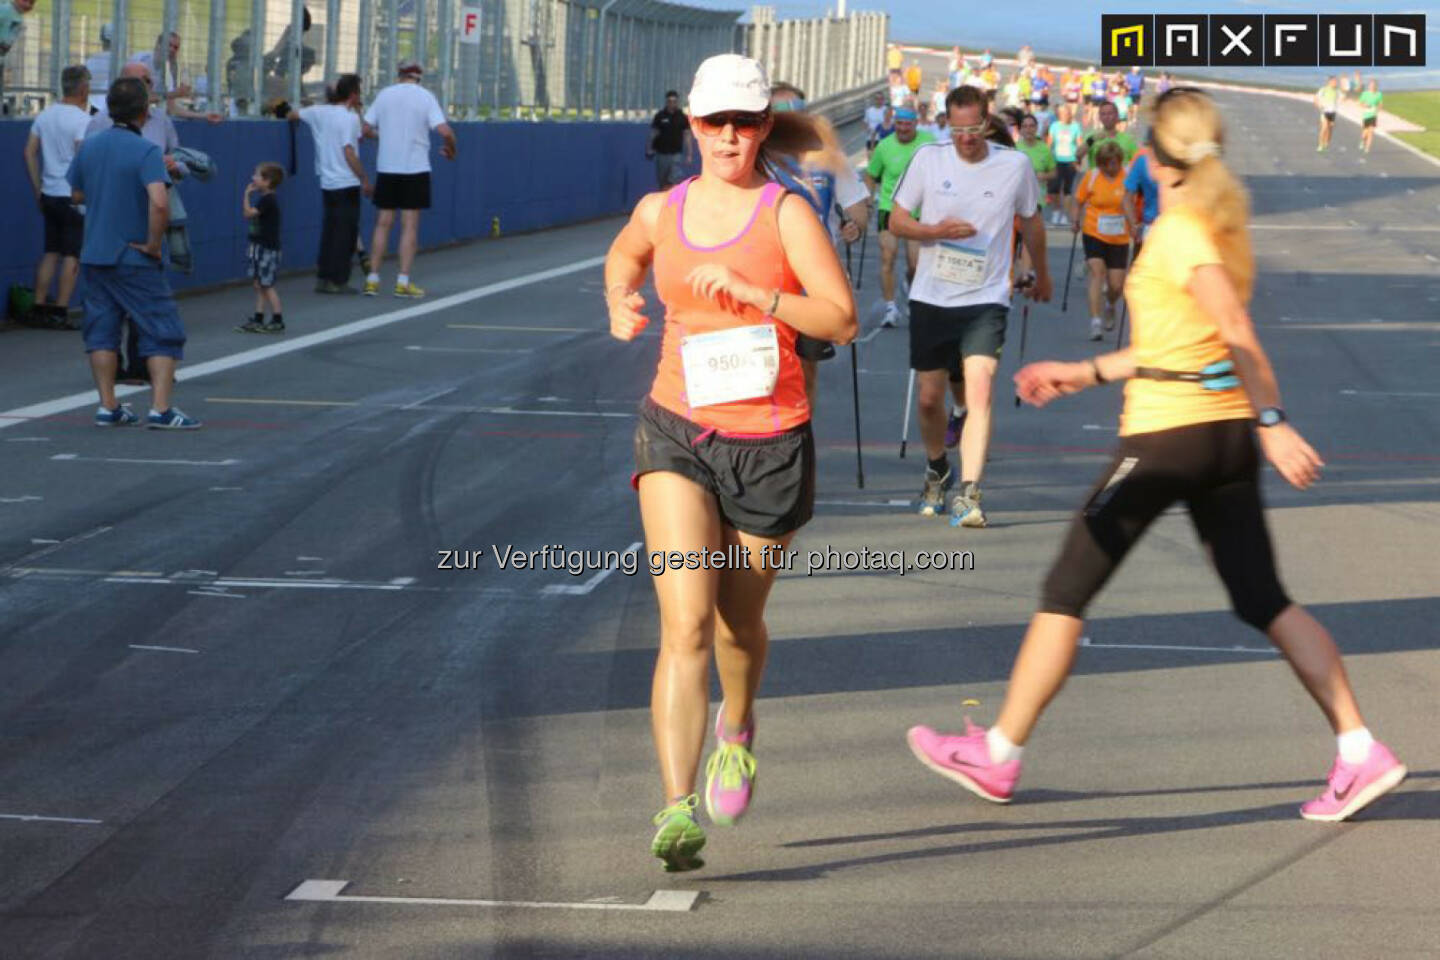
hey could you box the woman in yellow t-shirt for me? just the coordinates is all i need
[1073,141,1130,341]
[906,88,1406,824]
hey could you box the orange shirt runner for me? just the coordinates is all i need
[1076,168,1129,244]
[649,178,808,433]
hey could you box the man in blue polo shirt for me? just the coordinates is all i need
[1123,145,1160,258]
[67,76,201,429]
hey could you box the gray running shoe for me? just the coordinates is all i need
[918,464,954,517]
[949,481,986,528]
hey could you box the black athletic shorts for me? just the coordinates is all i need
[1084,234,1130,270]
[41,195,84,257]
[374,172,432,210]
[795,333,836,361]
[908,300,1007,370]
[1363,116,1377,128]
[1041,418,1291,629]
[1052,161,1077,196]
[878,210,892,233]
[632,397,815,538]
[1323,111,1337,123]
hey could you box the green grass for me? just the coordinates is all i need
[1383,90,1440,160]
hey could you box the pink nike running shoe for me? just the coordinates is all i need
[906,718,1021,803]
[1300,741,1407,822]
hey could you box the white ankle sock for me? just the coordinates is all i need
[397,274,410,286]
[366,272,379,284]
[1337,727,1374,764]
[952,405,966,418]
[986,726,1023,765]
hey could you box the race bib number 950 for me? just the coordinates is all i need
[681,324,781,408]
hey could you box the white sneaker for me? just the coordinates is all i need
[1104,299,1117,331]
[1089,317,1103,341]
[881,303,900,329]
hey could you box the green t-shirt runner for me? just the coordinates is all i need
[1359,89,1383,120]
[1084,129,1137,168]
[866,129,936,212]
[1317,85,1340,113]
[1017,138,1055,206]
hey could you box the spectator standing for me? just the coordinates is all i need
[362,61,457,299]
[292,73,370,292]
[85,24,114,112]
[0,0,35,111]
[647,90,692,189]
[24,65,91,328]
[67,76,200,429]
[237,163,285,334]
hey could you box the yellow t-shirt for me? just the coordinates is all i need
[1120,206,1255,436]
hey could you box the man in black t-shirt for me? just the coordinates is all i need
[647,90,693,189]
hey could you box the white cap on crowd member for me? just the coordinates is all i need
[687,54,770,118]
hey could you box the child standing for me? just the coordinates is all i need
[237,162,285,334]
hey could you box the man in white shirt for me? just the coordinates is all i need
[85,23,113,112]
[864,92,886,151]
[889,84,1051,528]
[291,73,371,293]
[23,65,91,327]
[362,61,457,298]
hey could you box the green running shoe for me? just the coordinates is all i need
[650,794,706,872]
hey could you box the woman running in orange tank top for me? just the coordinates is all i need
[604,54,856,872]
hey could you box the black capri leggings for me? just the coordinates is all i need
[1041,418,1292,631]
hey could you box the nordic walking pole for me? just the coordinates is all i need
[845,233,865,488]
[1013,302,1031,407]
[856,212,869,291]
[899,368,915,459]
[1061,226,1079,313]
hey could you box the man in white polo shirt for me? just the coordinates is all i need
[24,64,91,327]
[292,73,371,293]
[889,84,1051,529]
[362,61,457,298]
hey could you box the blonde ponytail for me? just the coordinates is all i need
[760,111,849,180]
[1151,90,1255,301]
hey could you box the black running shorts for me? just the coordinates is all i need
[1084,234,1130,270]
[374,172,432,210]
[41,195,84,257]
[632,398,815,538]
[908,300,1007,370]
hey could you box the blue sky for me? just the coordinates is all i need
[736,0,1440,89]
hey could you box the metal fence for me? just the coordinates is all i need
[0,0,886,119]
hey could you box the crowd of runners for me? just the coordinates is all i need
[606,47,1408,873]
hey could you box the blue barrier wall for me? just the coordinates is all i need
[1,119,678,305]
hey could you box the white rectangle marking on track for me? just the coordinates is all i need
[542,541,644,596]
[404,345,534,354]
[1080,636,1274,655]
[815,499,912,508]
[51,453,240,467]
[129,644,201,654]
[0,812,103,825]
[285,879,700,913]
[0,255,607,432]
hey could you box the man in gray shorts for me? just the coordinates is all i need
[647,90,693,188]
[888,85,1050,528]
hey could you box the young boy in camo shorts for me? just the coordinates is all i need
[237,162,286,334]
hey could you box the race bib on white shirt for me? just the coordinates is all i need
[933,241,989,288]
[681,325,780,408]
[1097,214,1126,236]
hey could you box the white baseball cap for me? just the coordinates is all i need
[687,54,770,117]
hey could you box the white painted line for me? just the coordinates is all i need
[1080,636,1274,655]
[0,256,607,432]
[285,879,700,913]
[298,556,324,561]
[205,397,633,420]
[30,538,61,544]
[4,437,50,442]
[1081,424,1117,432]
[1340,388,1440,398]
[0,812,103,825]
[284,570,327,577]
[815,499,912,508]
[51,453,240,467]
[857,326,885,344]
[389,576,417,586]
[129,644,201,654]
[210,486,243,492]
[447,323,593,333]
[187,590,246,599]
[542,541,643,597]
[404,345,534,354]
[0,495,42,504]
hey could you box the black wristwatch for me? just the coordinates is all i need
[1257,406,1287,428]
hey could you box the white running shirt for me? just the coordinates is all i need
[30,103,91,197]
[299,104,363,190]
[364,81,446,175]
[892,141,1039,308]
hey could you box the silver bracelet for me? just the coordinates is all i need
[768,289,782,316]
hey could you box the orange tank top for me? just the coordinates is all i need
[649,177,808,433]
